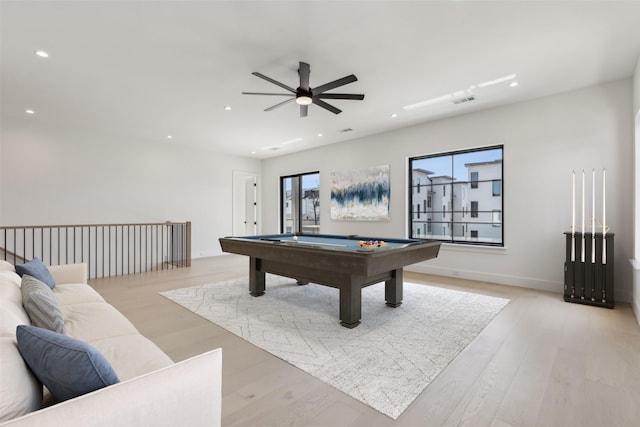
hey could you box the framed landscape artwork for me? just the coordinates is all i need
[330,165,390,221]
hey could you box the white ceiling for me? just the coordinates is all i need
[2,1,640,159]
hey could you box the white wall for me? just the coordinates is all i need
[635,55,640,116]
[262,79,634,301]
[0,117,261,258]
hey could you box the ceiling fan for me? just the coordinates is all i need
[242,61,365,117]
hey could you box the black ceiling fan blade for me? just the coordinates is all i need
[252,72,296,93]
[242,92,295,97]
[312,74,358,95]
[265,98,295,112]
[299,62,310,91]
[300,104,308,118]
[312,98,342,114]
[316,93,365,100]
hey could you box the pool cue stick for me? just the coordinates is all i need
[259,237,347,248]
[570,171,576,297]
[581,170,585,299]
[571,171,576,262]
[602,241,607,303]
[589,169,596,301]
[591,254,596,301]
[603,170,607,303]
[286,240,347,247]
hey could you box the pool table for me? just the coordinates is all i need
[219,233,441,328]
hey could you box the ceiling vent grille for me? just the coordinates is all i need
[451,96,476,105]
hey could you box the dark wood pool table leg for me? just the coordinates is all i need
[339,283,361,328]
[249,257,265,296]
[385,268,403,308]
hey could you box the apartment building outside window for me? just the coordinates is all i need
[409,145,504,246]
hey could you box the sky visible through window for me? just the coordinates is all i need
[283,173,319,192]
[412,148,502,181]
[302,173,319,189]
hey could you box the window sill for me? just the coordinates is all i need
[440,242,508,255]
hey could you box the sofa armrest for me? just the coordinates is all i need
[0,348,222,427]
[48,263,87,285]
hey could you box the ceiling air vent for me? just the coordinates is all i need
[339,128,353,133]
[451,96,476,105]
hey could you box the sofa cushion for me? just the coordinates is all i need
[62,302,139,343]
[16,325,120,402]
[0,336,43,422]
[15,258,56,289]
[0,260,16,272]
[48,263,88,286]
[0,303,31,337]
[21,275,65,334]
[91,334,174,381]
[54,283,106,306]
[0,269,22,288]
[1,271,23,304]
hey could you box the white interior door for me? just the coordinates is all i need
[232,171,259,236]
[244,177,256,235]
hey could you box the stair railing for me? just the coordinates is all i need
[0,221,191,279]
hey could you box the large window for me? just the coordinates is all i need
[409,145,503,246]
[280,172,320,234]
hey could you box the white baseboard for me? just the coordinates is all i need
[407,264,633,304]
[406,264,563,294]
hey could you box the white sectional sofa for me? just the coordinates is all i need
[0,261,222,426]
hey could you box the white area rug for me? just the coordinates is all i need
[160,275,509,419]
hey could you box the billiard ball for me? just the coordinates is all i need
[292,236,298,241]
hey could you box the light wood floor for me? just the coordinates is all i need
[89,255,640,427]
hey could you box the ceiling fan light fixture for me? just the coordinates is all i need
[296,96,312,106]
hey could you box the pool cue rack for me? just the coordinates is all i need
[563,232,614,308]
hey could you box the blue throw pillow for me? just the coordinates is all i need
[16,325,120,401]
[15,258,56,289]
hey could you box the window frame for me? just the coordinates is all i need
[280,171,320,234]
[408,145,504,246]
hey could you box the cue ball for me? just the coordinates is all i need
[293,236,298,240]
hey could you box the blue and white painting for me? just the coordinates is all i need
[330,165,390,221]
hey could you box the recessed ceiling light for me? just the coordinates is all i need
[34,50,49,58]
[510,82,519,87]
[391,113,398,118]
[223,105,232,111]
[317,133,323,137]
[25,109,35,114]
[167,135,173,140]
